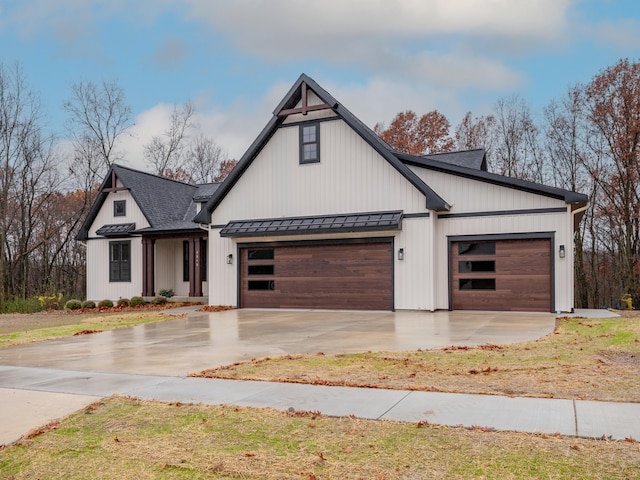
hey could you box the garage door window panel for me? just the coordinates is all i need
[248,280,275,291]
[459,278,496,290]
[248,249,274,260]
[459,260,495,273]
[248,265,275,275]
[459,242,495,256]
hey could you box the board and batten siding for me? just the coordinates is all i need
[86,237,143,301]
[86,187,150,301]
[210,119,427,225]
[434,209,575,311]
[88,188,150,237]
[408,167,565,213]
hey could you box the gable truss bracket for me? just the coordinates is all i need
[102,169,127,193]
[277,81,332,117]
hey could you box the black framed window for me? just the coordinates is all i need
[458,260,495,273]
[459,278,496,290]
[458,242,495,256]
[109,241,130,282]
[248,249,274,260]
[248,280,275,291]
[114,200,126,217]
[300,123,320,164]
[248,265,274,275]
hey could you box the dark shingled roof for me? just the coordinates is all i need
[220,211,403,237]
[422,149,487,171]
[76,165,220,241]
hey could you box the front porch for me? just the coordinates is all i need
[141,232,208,299]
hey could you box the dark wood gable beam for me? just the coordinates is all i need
[102,169,127,193]
[277,81,332,117]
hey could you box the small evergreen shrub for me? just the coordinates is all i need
[151,296,167,305]
[65,299,82,310]
[98,299,114,308]
[129,296,145,307]
[117,298,130,307]
[158,288,174,298]
[81,300,96,309]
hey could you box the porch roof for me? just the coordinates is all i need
[219,211,403,237]
[95,223,136,237]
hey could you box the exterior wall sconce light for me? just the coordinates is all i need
[227,254,233,265]
[559,245,565,258]
[398,248,405,261]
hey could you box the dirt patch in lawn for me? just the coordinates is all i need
[192,311,640,403]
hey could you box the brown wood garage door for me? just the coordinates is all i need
[240,241,393,310]
[451,238,552,312]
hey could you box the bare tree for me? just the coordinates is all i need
[64,80,132,174]
[581,58,640,303]
[454,111,496,157]
[491,95,546,182]
[182,134,227,184]
[144,101,195,177]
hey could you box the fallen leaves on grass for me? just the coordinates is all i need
[73,329,101,336]
[197,305,235,312]
[23,420,60,440]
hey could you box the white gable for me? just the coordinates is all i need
[211,118,427,224]
[88,188,150,238]
[408,166,566,213]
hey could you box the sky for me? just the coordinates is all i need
[1,0,640,172]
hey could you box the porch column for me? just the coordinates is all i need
[142,237,155,297]
[189,236,203,297]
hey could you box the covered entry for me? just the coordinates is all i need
[450,237,552,312]
[239,239,394,310]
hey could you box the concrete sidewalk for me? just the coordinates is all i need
[2,364,638,447]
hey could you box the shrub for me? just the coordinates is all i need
[64,299,82,310]
[158,288,174,298]
[98,299,114,308]
[81,300,96,309]
[117,298,130,307]
[37,293,63,310]
[129,296,145,307]
[1,297,43,314]
[151,296,167,305]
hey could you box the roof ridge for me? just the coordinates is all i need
[112,163,197,188]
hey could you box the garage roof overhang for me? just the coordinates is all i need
[219,211,403,238]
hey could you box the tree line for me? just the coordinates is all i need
[0,61,234,311]
[1,58,638,310]
[376,58,640,309]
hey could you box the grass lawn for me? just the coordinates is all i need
[192,311,640,403]
[0,396,638,479]
[0,310,183,348]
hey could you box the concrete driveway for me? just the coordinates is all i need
[0,308,555,376]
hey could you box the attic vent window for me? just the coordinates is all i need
[300,122,320,164]
[114,200,126,217]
